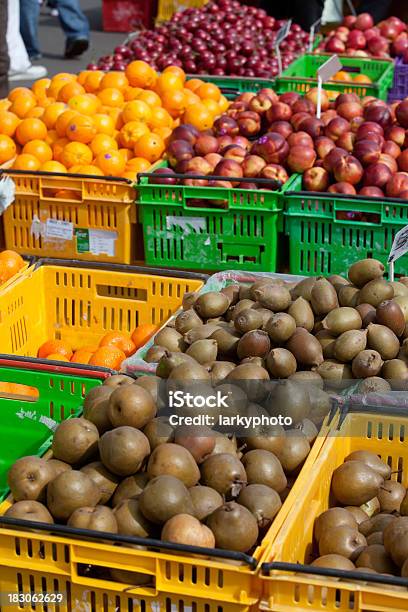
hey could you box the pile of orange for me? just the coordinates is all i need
[332,71,372,84]
[36,323,157,369]
[0,63,228,180]
[0,250,25,285]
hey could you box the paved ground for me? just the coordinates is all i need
[23,0,126,85]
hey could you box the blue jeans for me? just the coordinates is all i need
[20,0,89,58]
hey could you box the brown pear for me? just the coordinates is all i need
[331,461,384,506]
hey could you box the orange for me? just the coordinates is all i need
[0,250,24,283]
[218,95,229,113]
[137,89,162,107]
[121,170,138,181]
[100,71,129,91]
[118,148,132,162]
[22,140,53,163]
[0,135,17,164]
[38,339,73,360]
[149,106,173,129]
[32,78,51,99]
[125,157,151,172]
[45,129,58,146]
[68,93,99,115]
[84,71,104,93]
[95,150,126,176]
[54,188,81,198]
[99,331,136,357]
[119,121,149,149]
[122,100,152,124]
[0,99,11,111]
[67,166,83,175]
[89,346,126,369]
[125,60,157,88]
[97,87,124,108]
[131,323,157,349]
[61,142,93,168]
[9,95,36,118]
[163,65,186,83]
[46,353,70,362]
[57,81,85,103]
[105,107,123,130]
[202,99,220,116]
[40,160,67,173]
[185,78,204,92]
[196,82,221,102]
[47,76,76,100]
[8,87,35,102]
[55,109,78,137]
[51,72,76,83]
[75,164,104,176]
[354,74,372,83]
[0,111,19,137]
[124,86,143,101]
[162,89,186,118]
[183,103,213,131]
[25,106,46,119]
[52,137,69,162]
[93,113,115,135]
[133,133,165,163]
[155,73,184,98]
[90,134,118,156]
[71,348,95,364]
[12,154,41,171]
[77,70,91,86]
[153,126,172,146]
[66,115,96,143]
[183,89,201,107]
[333,71,353,82]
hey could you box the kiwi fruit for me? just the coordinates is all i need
[145,345,168,363]
[367,324,400,360]
[311,279,339,315]
[200,453,247,497]
[113,498,154,537]
[286,328,324,367]
[322,307,362,336]
[318,525,367,560]
[175,308,203,334]
[238,484,282,530]
[104,375,134,388]
[112,473,149,507]
[290,277,316,301]
[356,303,377,328]
[108,384,156,430]
[382,359,408,389]
[156,351,196,378]
[47,470,100,521]
[348,259,385,288]
[161,514,215,548]
[189,485,223,520]
[333,329,367,362]
[221,284,240,305]
[5,500,54,524]
[82,385,113,434]
[168,361,211,383]
[80,461,119,504]
[331,460,384,506]
[288,297,315,331]
[254,285,291,311]
[376,300,405,337]
[194,292,230,319]
[68,505,118,533]
[242,449,287,493]
[266,348,297,378]
[8,456,55,502]
[183,291,199,310]
[237,330,271,360]
[275,431,311,473]
[234,309,263,334]
[316,360,353,382]
[143,417,174,449]
[154,327,186,352]
[186,339,218,364]
[184,324,220,344]
[378,481,406,513]
[352,350,383,378]
[338,285,360,307]
[264,313,296,344]
[355,544,396,574]
[207,502,259,552]
[99,426,150,476]
[139,475,194,524]
[209,361,236,384]
[357,377,391,394]
[358,279,393,308]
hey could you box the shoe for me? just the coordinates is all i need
[29,53,43,61]
[8,65,48,81]
[50,8,58,16]
[64,38,89,59]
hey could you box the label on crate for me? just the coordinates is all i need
[75,228,117,256]
[388,224,408,263]
[166,215,206,235]
[44,218,74,241]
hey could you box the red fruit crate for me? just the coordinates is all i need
[102,0,156,33]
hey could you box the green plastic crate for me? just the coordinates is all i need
[0,357,109,500]
[275,53,395,101]
[284,174,408,277]
[137,163,297,272]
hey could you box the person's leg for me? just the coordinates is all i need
[357,0,392,23]
[56,0,90,58]
[19,0,41,59]
[0,0,9,98]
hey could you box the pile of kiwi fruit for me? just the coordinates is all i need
[5,369,323,582]
[309,450,408,589]
[145,258,408,392]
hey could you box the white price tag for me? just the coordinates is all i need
[308,17,322,52]
[89,229,117,256]
[166,216,206,235]
[317,54,342,82]
[45,218,74,240]
[389,225,408,264]
[276,19,292,45]
[0,175,15,214]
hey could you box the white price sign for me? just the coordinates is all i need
[315,55,342,119]
[388,224,408,280]
[308,17,322,52]
[275,19,292,76]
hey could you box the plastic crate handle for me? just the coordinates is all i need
[333,201,384,225]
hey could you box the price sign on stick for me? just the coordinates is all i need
[275,20,292,76]
[316,54,342,119]
[308,17,322,53]
[388,224,408,281]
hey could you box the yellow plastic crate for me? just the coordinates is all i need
[260,411,408,612]
[0,414,334,610]
[0,259,206,356]
[157,0,209,22]
[2,170,140,264]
